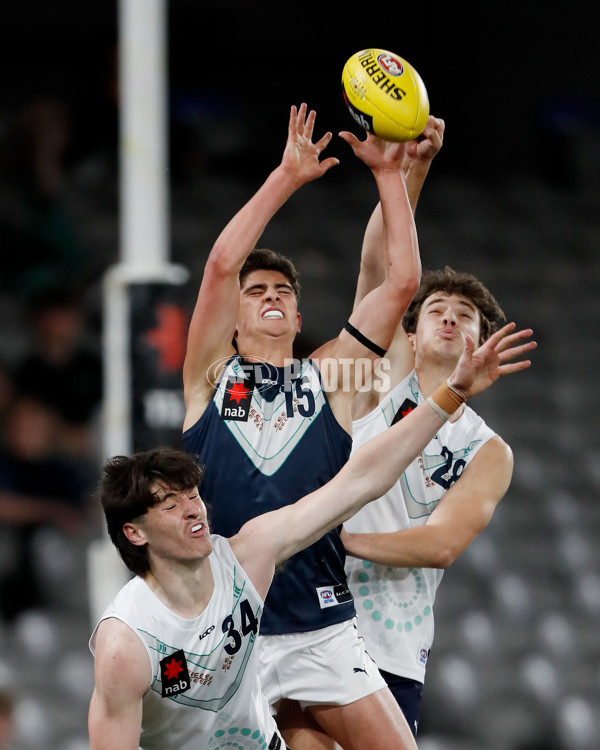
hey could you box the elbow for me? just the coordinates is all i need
[205,243,233,277]
[394,267,421,298]
[427,545,457,569]
[382,271,421,311]
[403,273,421,301]
[206,236,249,281]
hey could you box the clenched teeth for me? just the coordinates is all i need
[263,311,283,320]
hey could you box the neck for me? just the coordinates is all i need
[416,360,466,422]
[236,335,295,367]
[144,557,214,619]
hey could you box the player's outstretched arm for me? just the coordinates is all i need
[236,324,535,578]
[343,321,535,566]
[312,133,418,389]
[183,104,339,425]
[351,116,445,310]
[342,434,513,569]
[402,115,445,215]
[341,133,418,346]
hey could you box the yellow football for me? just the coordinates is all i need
[342,48,429,142]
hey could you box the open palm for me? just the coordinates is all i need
[451,323,537,398]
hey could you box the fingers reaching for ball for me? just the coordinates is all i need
[282,103,339,184]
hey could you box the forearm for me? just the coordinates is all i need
[344,440,512,570]
[403,158,432,213]
[353,203,385,309]
[353,187,420,312]
[346,399,444,509]
[271,383,466,565]
[349,170,420,344]
[343,525,452,569]
[276,398,446,564]
[209,166,302,272]
[184,164,303,382]
[401,114,445,212]
[373,168,420,297]
[347,379,467,511]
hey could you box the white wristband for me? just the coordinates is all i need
[426,395,451,421]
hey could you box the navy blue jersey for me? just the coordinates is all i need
[182,356,354,634]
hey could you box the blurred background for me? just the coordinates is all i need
[0,1,598,748]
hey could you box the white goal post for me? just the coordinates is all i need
[88,0,189,625]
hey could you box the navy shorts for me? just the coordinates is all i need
[379,669,423,738]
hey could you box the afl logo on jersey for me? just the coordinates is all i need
[316,584,354,609]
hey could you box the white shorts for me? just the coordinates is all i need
[256,617,387,713]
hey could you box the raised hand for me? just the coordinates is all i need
[449,323,537,398]
[403,115,445,171]
[338,129,407,173]
[280,103,340,185]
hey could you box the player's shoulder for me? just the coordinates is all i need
[183,352,239,431]
[94,616,144,659]
[94,617,152,696]
[470,432,513,467]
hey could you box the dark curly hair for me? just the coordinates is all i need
[99,447,204,577]
[403,266,506,345]
[239,248,300,300]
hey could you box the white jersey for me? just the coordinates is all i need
[345,369,495,683]
[89,536,283,750]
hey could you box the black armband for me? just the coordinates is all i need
[343,321,387,357]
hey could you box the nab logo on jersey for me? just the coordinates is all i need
[160,649,191,697]
[221,378,253,422]
[391,398,418,425]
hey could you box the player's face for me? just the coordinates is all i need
[236,270,301,346]
[125,485,212,564]
[411,292,481,363]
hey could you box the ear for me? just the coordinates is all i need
[123,522,148,548]
[406,332,417,353]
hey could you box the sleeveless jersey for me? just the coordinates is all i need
[345,369,496,683]
[182,356,354,635]
[89,536,283,750]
